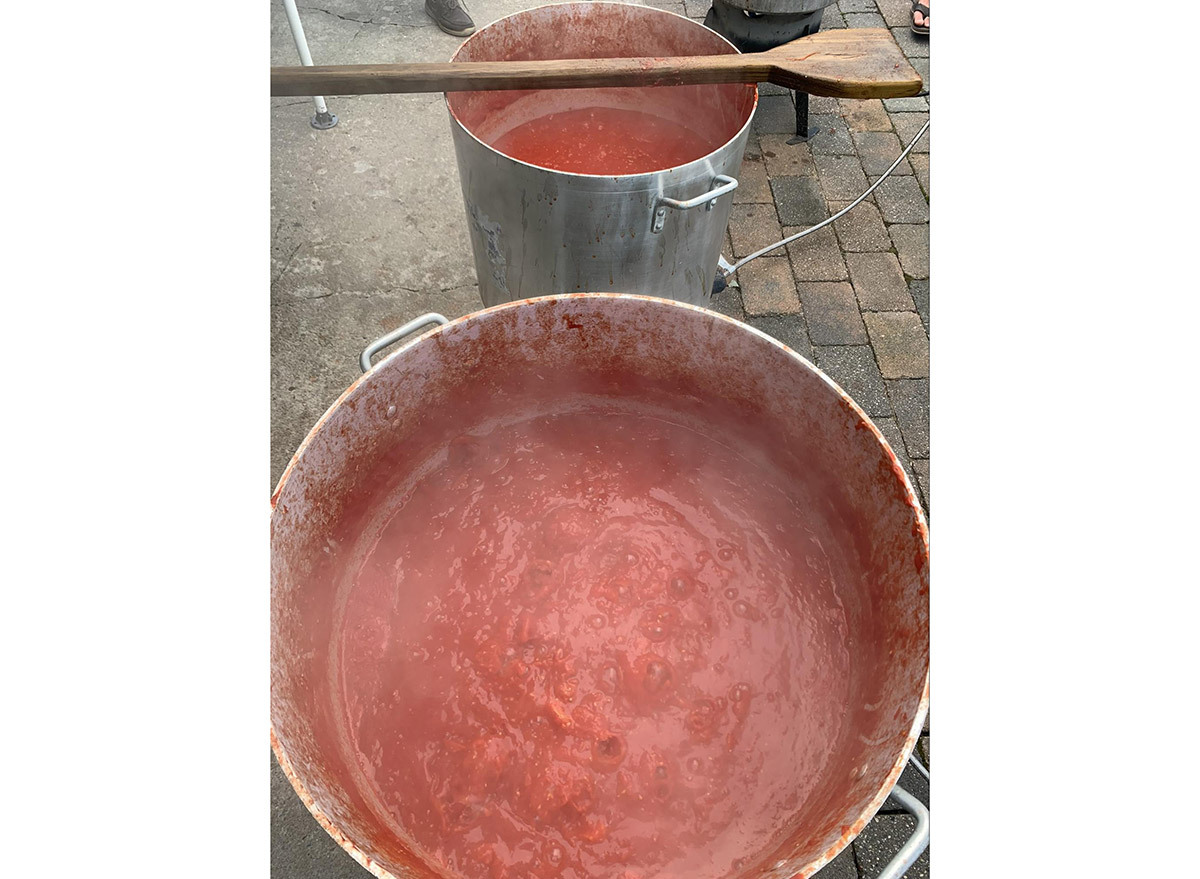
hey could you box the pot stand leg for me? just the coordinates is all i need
[360,313,449,373]
[788,9,824,143]
[790,92,817,145]
[874,783,930,879]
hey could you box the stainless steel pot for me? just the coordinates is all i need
[272,294,929,879]
[446,4,757,307]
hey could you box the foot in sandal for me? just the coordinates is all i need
[911,0,929,35]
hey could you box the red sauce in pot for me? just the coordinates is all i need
[339,405,851,879]
[490,107,714,174]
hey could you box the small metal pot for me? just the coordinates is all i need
[272,295,929,879]
[446,3,757,307]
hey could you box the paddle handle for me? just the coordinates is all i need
[270,55,764,97]
[270,29,923,100]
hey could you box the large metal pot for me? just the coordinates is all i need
[446,4,756,307]
[272,295,929,879]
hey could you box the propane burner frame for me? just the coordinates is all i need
[702,0,836,142]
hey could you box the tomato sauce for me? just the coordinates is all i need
[338,404,851,879]
[489,106,714,174]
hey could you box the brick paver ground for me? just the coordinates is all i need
[698,4,932,872]
[700,0,930,532]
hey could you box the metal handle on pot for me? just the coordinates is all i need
[652,174,739,233]
[359,313,449,373]
[875,783,930,879]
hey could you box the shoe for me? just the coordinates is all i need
[426,0,476,37]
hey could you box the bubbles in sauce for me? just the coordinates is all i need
[489,106,715,175]
[338,405,852,879]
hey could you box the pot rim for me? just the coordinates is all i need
[271,292,930,879]
[443,1,759,182]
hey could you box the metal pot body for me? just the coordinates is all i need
[271,294,929,879]
[446,3,757,307]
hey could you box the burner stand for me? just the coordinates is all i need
[703,0,834,142]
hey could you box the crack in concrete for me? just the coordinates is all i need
[273,94,366,108]
[393,284,477,296]
[277,289,336,302]
[297,6,433,28]
[270,282,475,308]
[271,242,304,288]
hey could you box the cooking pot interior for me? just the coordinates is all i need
[447,3,757,169]
[271,295,928,879]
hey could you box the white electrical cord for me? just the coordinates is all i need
[718,118,930,285]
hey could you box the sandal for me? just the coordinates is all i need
[911,0,929,35]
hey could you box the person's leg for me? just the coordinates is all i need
[426,0,475,37]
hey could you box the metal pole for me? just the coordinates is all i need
[281,0,338,129]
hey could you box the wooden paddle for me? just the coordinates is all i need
[270,29,922,100]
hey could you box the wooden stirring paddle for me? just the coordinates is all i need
[271,28,922,100]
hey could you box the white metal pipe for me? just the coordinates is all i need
[282,0,329,116]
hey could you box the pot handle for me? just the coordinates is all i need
[360,313,449,373]
[652,174,738,233]
[874,783,930,879]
